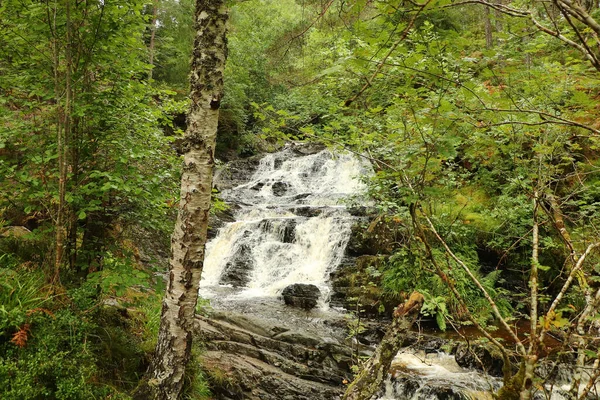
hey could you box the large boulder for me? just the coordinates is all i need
[281,284,321,310]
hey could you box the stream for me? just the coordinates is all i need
[197,144,590,400]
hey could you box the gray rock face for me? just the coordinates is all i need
[281,284,321,310]
[207,204,238,240]
[219,241,254,287]
[383,374,475,400]
[213,156,262,191]
[291,142,326,156]
[195,311,354,400]
[282,220,296,243]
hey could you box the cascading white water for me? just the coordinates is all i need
[200,145,372,300]
[378,350,500,400]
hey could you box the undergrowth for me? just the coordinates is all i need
[0,251,212,399]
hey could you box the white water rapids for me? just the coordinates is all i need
[200,145,372,300]
[378,351,500,400]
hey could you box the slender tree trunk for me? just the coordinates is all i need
[67,116,80,270]
[520,193,539,400]
[53,0,72,284]
[342,292,424,400]
[484,6,493,48]
[135,1,228,399]
[148,0,158,81]
[494,0,503,33]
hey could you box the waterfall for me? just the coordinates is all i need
[200,145,372,301]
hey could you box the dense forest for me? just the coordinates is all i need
[1,0,600,399]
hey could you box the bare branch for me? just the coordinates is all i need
[419,205,527,355]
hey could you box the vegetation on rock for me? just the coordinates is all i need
[2,0,600,398]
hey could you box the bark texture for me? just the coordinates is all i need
[342,292,424,400]
[136,2,228,399]
[484,6,493,48]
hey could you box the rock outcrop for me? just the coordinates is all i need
[330,255,402,318]
[195,311,356,400]
[219,242,254,287]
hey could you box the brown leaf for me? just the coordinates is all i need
[11,324,30,348]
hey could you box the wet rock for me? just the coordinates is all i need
[386,374,472,400]
[417,336,447,354]
[292,193,311,201]
[282,220,296,243]
[195,311,352,400]
[208,204,238,239]
[220,243,253,287]
[281,284,321,310]
[291,206,324,217]
[272,181,289,196]
[213,156,262,191]
[356,320,388,346]
[291,142,327,156]
[310,157,327,173]
[454,342,504,377]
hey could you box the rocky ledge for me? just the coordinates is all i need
[195,310,358,400]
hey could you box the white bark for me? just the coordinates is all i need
[136,1,228,399]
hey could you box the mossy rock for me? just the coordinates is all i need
[330,255,401,318]
[346,216,407,257]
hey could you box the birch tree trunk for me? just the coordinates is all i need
[136,1,228,399]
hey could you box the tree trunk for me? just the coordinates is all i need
[148,0,159,81]
[342,292,424,400]
[53,0,73,284]
[135,1,228,399]
[484,6,493,48]
[520,193,540,400]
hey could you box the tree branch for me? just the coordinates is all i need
[344,0,432,106]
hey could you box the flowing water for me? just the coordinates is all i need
[378,350,500,400]
[199,145,596,400]
[200,145,371,302]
